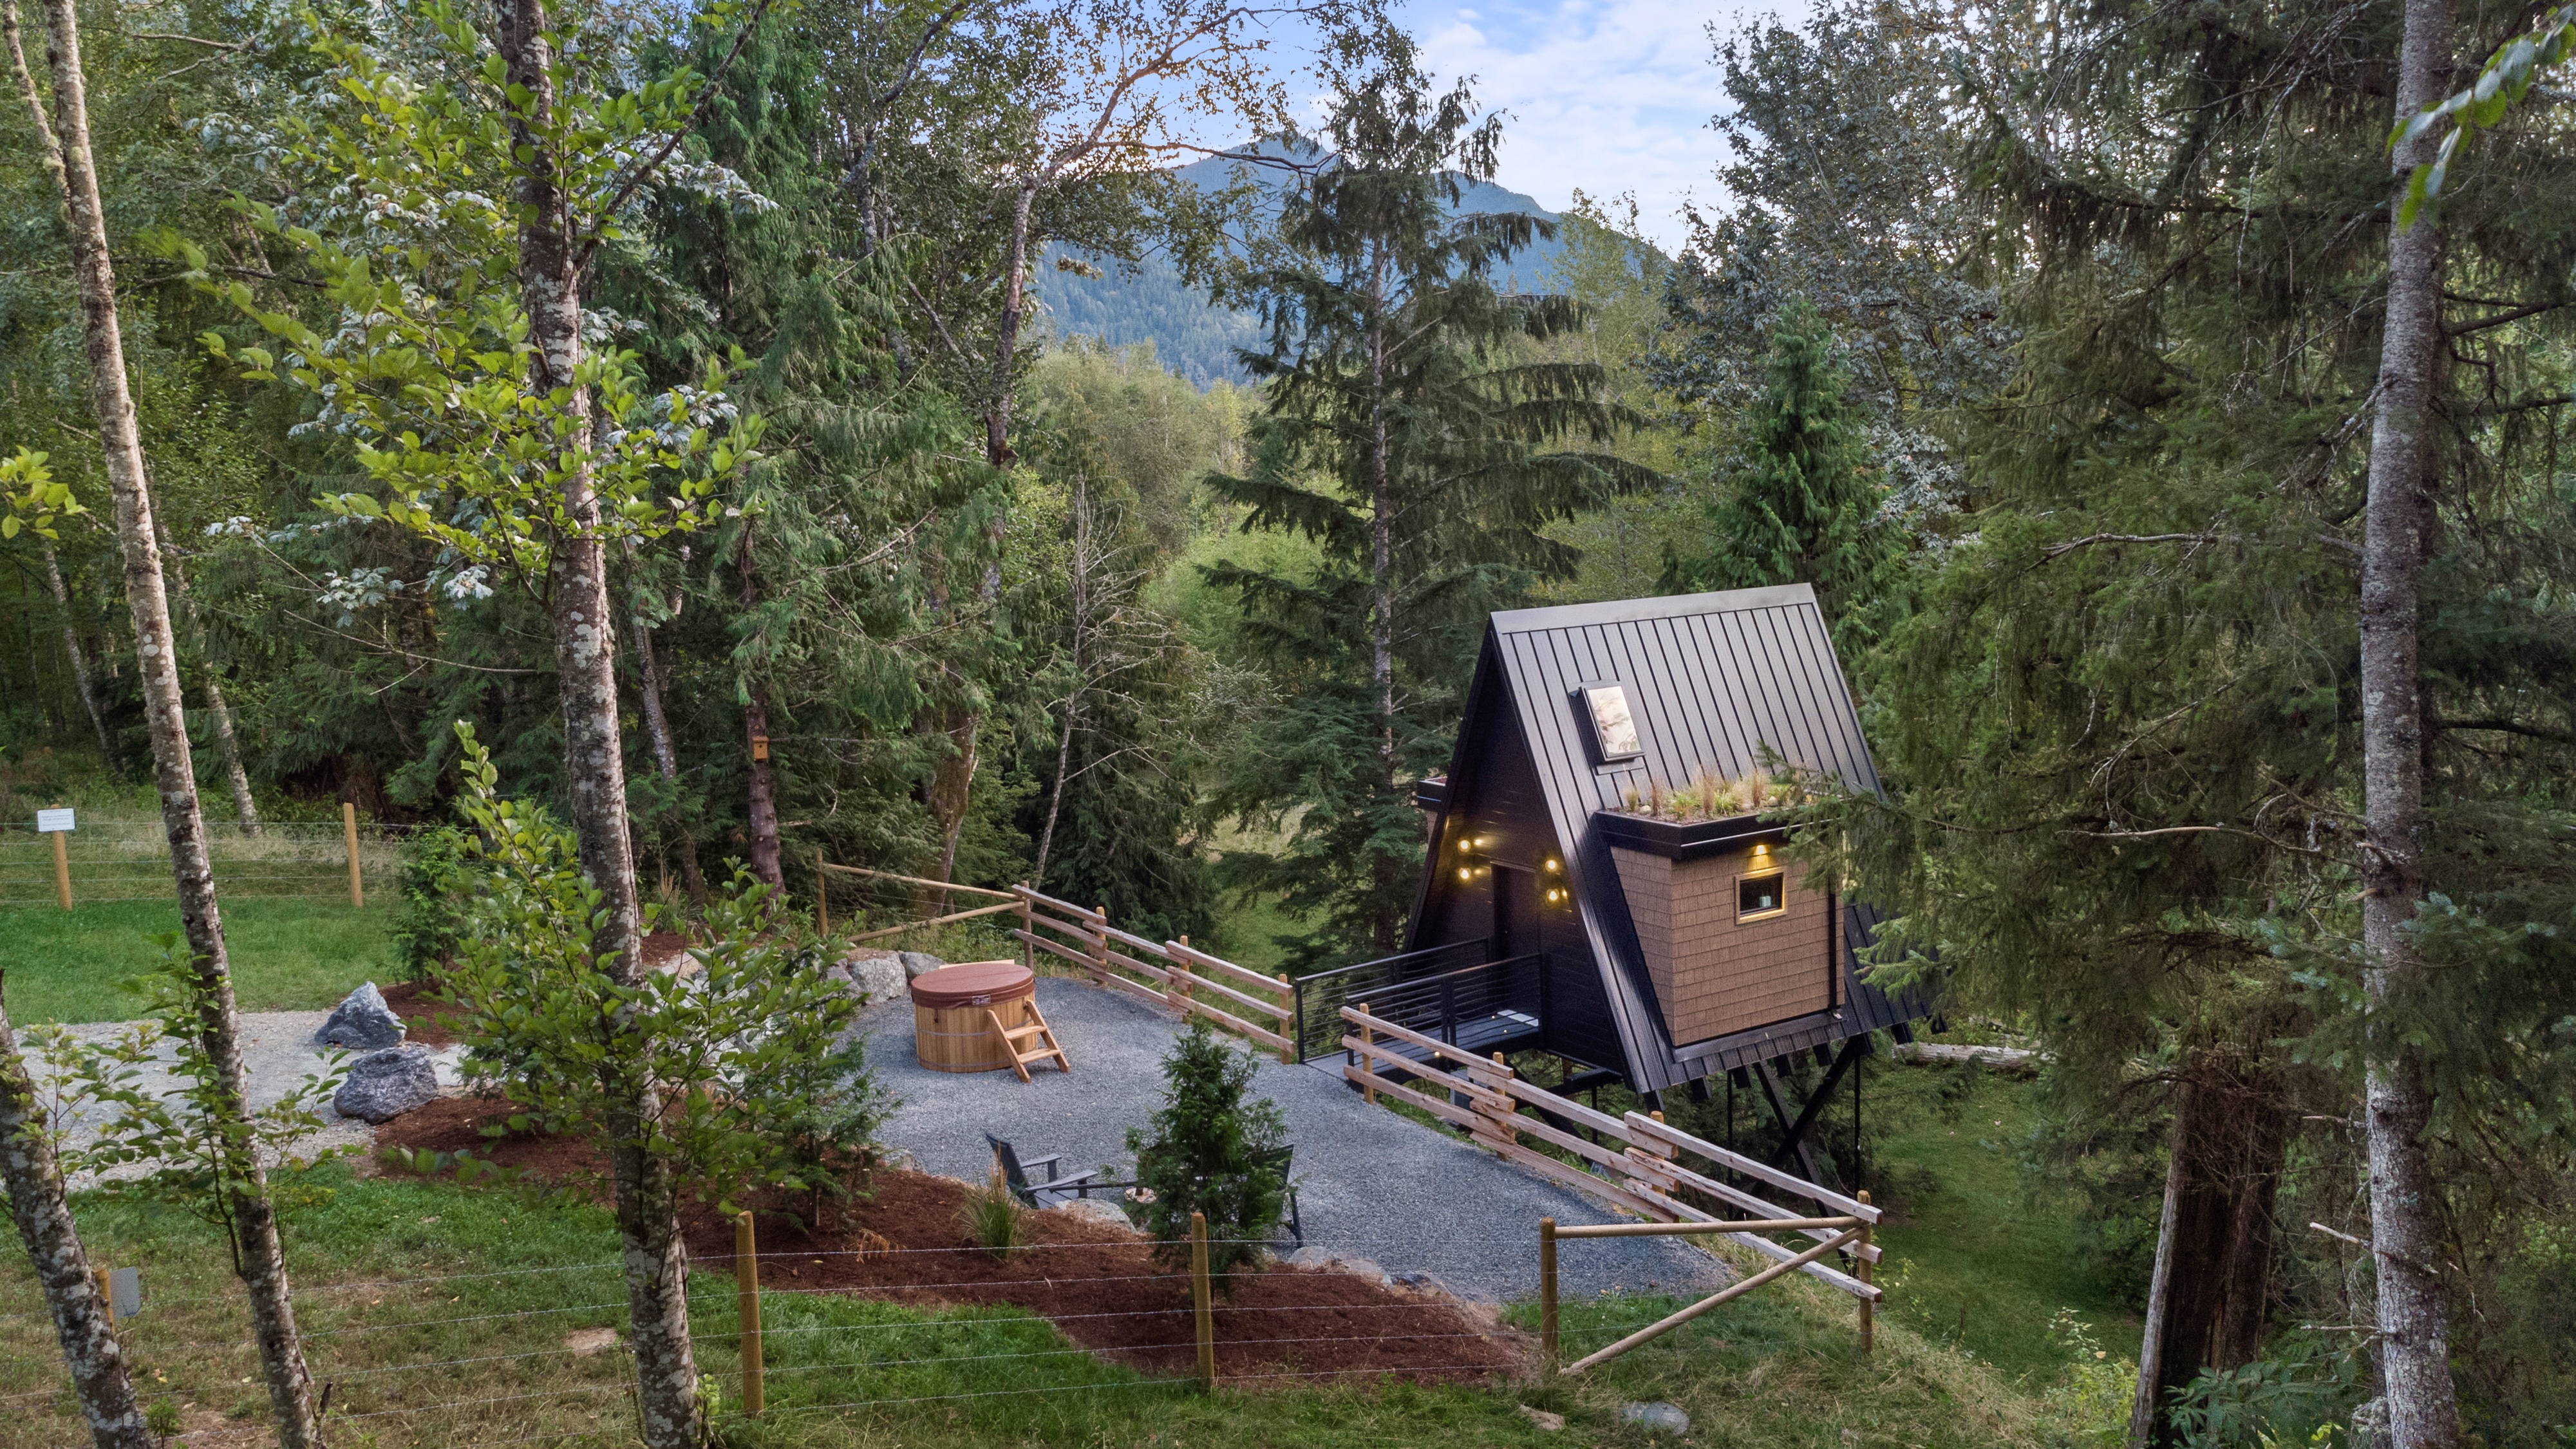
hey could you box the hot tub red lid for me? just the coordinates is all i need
[907,960,1037,1009]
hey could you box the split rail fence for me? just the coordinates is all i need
[1010,886,1299,1062]
[806,861,1299,1063]
[1338,1004,1884,1319]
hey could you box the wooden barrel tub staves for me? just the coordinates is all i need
[908,960,1039,1074]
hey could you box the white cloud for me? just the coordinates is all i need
[1394,0,1801,250]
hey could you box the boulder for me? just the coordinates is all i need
[1620,1403,1691,1435]
[838,953,906,1005]
[1516,1405,1566,1433]
[334,1045,439,1123]
[1049,1198,1133,1229]
[317,982,406,1051]
[897,951,945,981]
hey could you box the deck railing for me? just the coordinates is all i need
[1286,940,1484,1063]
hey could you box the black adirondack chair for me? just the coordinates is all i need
[1255,1145,1304,1248]
[986,1133,1124,1208]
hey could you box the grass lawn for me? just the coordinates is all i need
[0,1162,2074,1449]
[0,897,399,1022]
[1868,1060,2145,1384]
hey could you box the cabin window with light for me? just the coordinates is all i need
[1738,871,1786,920]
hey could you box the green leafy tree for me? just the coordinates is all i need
[1207,32,1657,961]
[1124,1020,1286,1282]
[167,4,778,1441]
[438,719,872,1237]
[1660,299,1895,649]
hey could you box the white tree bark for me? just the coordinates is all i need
[0,978,151,1449]
[497,1,699,1442]
[20,0,321,1441]
[2358,0,2461,1441]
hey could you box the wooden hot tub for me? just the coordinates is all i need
[908,960,1040,1074]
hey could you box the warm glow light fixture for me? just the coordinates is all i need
[1543,856,1561,872]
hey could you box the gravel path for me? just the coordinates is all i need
[26,1011,468,1184]
[860,975,1726,1305]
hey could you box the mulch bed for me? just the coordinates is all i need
[682,1172,1523,1384]
[373,1105,1520,1384]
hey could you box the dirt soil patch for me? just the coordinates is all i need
[375,1094,610,1184]
[379,980,465,1046]
[375,1107,1518,1385]
[684,1171,1523,1385]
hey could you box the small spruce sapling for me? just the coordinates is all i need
[1124,1021,1288,1284]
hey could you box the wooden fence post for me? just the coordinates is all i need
[1168,932,1194,1016]
[1088,904,1110,984]
[343,802,363,908]
[1018,889,1033,972]
[1358,1004,1377,1107]
[1539,1218,1558,1376]
[1275,975,1294,1063]
[50,823,70,911]
[1190,1210,1215,1390]
[93,1265,112,1332]
[815,851,830,935]
[736,1211,764,1416]
[1856,1190,1874,1355]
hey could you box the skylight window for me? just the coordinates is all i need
[1579,682,1644,762]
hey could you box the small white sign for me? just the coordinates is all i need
[34,808,73,834]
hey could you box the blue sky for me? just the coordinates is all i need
[1389,0,1800,250]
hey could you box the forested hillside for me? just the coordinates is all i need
[1033,146,1579,384]
[0,0,2568,1446]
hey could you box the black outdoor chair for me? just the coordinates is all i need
[986,1133,1126,1208]
[1255,1145,1304,1248]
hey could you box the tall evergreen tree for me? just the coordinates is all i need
[1206,32,1656,961]
[1660,299,1893,648]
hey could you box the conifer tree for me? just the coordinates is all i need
[1207,32,1655,960]
[1660,299,1892,648]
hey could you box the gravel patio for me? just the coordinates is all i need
[858,973,1729,1305]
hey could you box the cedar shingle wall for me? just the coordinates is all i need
[1611,845,1832,1045]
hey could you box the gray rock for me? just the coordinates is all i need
[1049,1198,1133,1229]
[333,1045,439,1123]
[1389,1270,1438,1291]
[840,953,906,1005]
[1621,1403,1691,1435]
[316,982,406,1051]
[1517,1405,1566,1433]
[897,951,945,981]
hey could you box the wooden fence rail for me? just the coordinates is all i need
[1338,1002,1885,1302]
[1011,888,1297,1061]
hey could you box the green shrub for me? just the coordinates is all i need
[390,823,479,982]
[1123,1020,1286,1284]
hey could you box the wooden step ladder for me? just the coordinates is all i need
[984,1004,1071,1083]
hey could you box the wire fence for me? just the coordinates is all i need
[0,1237,1687,1446]
[0,818,419,907]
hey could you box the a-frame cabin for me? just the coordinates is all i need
[1337,584,1927,1159]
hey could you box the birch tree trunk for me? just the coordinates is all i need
[0,978,151,1449]
[735,524,784,888]
[2358,0,2460,1439]
[23,3,322,1443]
[160,525,261,834]
[37,541,110,767]
[497,3,700,1442]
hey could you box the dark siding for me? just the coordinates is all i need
[1396,584,1926,1091]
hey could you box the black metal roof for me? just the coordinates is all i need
[1445,583,1923,1089]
